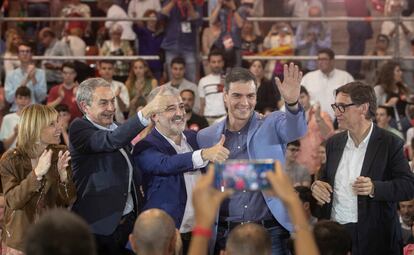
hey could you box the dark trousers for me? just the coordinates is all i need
[180,232,192,255]
[95,212,136,255]
[343,223,359,255]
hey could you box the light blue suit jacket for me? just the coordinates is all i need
[197,107,307,232]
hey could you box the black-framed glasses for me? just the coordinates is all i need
[331,103,356,113]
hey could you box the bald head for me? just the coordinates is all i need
[226,223,271,255]
[129,209,176,255]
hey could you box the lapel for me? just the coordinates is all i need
[246,113,259,150]
[360,125,381,177]
[151,129,178,155]
[328,132,347,182]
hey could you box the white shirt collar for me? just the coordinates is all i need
[86,115,118,131]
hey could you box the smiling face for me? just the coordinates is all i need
[83,86,116,127]
[152,95,186,138]
[224,81,257,123]
[40,117,62,145]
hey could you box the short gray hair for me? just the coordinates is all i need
[147,85,180,103]
[76,78,111,112]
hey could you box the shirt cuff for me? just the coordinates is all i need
[192,150,208,169]
[137,111,150,127]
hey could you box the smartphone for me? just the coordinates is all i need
[214,159,275,191]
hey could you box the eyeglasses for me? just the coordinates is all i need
[331,103,356,113]
[287,147,300,152]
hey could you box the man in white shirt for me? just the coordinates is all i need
[301,48,354,120]
[198,49,227,125]
[311,81,414,255]
[98,60,130,123]
[164,57,200,114]
[133,86,229,254]
[0,87,32,150]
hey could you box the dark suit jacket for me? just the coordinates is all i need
[69,115,145,236]
[320,125,414,255]
[133,129,202,228]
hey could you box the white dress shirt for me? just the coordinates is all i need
[331,123,373,224]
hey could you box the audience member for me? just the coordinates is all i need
[240,20,263,67]
[400,199,414,245]
[39,28,73,89]
[251,60,281,113]
[313,220,352,255]
[285,140,311,187]
[47,61,82,121]
[362,34,390,86]
[198,50,226,124]
[69,77,167,255]
[295,5,331,72]
[311,81,414,255]
[132,9,165,81]
[98,60,130,123]
[374,61,411,132]
[262,22,295,80]
[301,48,354,120]
[0,87,31,150]
[59,0,91,38]
[62,29,87,62]
[344,0,373,79]
[134,86,229,254]
[55,104,71,146]
[225,223,272,255]
[24,0,51,38]
[128,0,161,19]
[125,58,158,117]
[295,186,318,226]
[381,0,414,89]
[164,57,200,114]
[159,0,203,82]
[201,20,221,75]
[5,41,47,112]
[376,105,404,140]
[284,0,324,32]
[197,64,307,254]
[210,0,249,68]
[98,0,136,43]
[180,89,209,131]
[129,209,177,255]
[296,85,333,174]
[100,23,134,83]
[0,104,76,253]
[3,28,21,76]
[24,209,97,255]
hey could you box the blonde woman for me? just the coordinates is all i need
[3,28,22,76]
[0,104,76,254]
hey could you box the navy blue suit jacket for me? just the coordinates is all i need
[69,115,145,236]
[133,129,203,228]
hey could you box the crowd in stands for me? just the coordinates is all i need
[0,0,414,255]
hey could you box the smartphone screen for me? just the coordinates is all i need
[214,160,275,191]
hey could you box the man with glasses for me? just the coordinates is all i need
[301,48,354,121]
[5,41,47,112]
[133,86,229,254]
[311,81,414,255]
[47,61,82,121]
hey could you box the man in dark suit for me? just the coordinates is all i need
[133,86,229,254]
[69,77,167,255]
[311,81,414,255]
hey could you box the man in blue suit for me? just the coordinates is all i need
[69,78,167,255]
[133,86,230,254]
[197,64,307,255]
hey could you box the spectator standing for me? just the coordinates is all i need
[132,9,165,81]
[296,86,333,174]
[127,0,161,19]
[59,0,91,38]
[201,20,221,75]
[180,89,209,131]
[3,28,21,76]
[240,20,263,67]
[295,5,331,71]
[301,48,354,120]
[39,28,73,89]
[5,41,47,112]
[344,0,373,79]
[24,0,51,37]
[198,50,227,124]
[159,0,203,83]
[100,24,134,83]
[362,34,390,86]
[47,62,82,122]
[0,87,31,151]
[284,0,323,32]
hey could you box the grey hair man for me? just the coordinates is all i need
[69,77,167,255]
